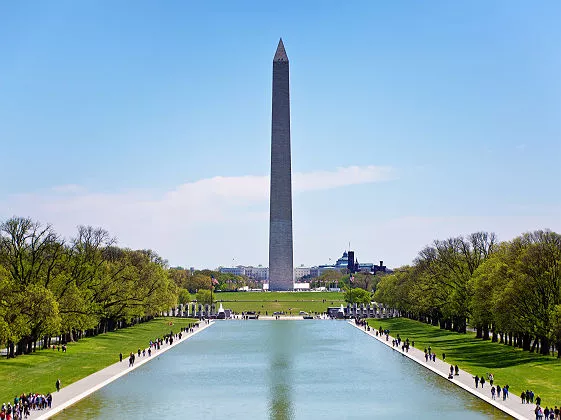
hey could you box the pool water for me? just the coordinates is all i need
[55,320,508,419]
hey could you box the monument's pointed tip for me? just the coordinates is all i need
[274,38,288,62]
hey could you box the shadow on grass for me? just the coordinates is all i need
[370,318,560,370]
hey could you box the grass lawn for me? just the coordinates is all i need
[0,317,198,403]
[368,317,561,407]
[214,291,344,314]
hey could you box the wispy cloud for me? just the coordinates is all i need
[1,165,395,265]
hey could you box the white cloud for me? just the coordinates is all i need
[0,165,395,267]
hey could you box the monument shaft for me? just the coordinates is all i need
[269,39,293,291]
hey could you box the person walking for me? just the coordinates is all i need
[55,379,61,392]
[119,352,123,362]
[491,387,496,400]
[474,375,479,388]
[480,376,485,388]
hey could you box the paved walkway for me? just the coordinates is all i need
[31,320,214,420]
[349,321,537,420]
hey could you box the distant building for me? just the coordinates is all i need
[217,251,388,284]
[294,266,311,280]
[309,251,389,278]
[244,266,269,281]
[219,265,269,281]
[218,266,246,276]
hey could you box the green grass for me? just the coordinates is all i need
[0,317,198,402]
[368,317,561,407]
[214,291,344,314]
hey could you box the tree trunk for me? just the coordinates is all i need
[540,336,550,356]
[522,333,531,351]
[7,341,15,358]
[476,325,482,339]
[530,336,538,353]
[483,324,490,340]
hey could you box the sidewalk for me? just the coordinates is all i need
[31,320,214,420]
[349,321,536,420]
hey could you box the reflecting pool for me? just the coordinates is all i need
[56,320,508,419]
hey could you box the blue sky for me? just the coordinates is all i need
[1,1,559,269]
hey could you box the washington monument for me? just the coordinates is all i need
[268,38,294,291]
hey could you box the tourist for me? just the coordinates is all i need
[442,352,446,361]
[553,406,559,420]
[536,405,544,420]
[489,373,494,386]
[119,352,123,362]
[480,376,485,388]
[545,408,550,419]
[536,396,542,406]
[502,386,507,400]
[474,375,480,388]
[522,391,526,404]
[55,378,61,392]
[449,365,454,376]
[491,386,496,400]
[455,365,459,375]
[496,385,501,399]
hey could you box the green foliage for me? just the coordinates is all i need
[344,287,371,304]
[196,289,213,305]
[374,229,561,357]
[178,288,191,305]
[0,217,181,357]
[310,269,345,288]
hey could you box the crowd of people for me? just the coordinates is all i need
[119,325,198,368]
[534,405,560,419]
[1,393,53,419]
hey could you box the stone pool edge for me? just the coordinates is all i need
[33,321,214,420]
[349,321,531,420]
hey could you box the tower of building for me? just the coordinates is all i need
[268,39,294,291]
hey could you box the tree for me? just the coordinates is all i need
[178,288,191,305]
[196,289,213,306]
[344,287,371,305]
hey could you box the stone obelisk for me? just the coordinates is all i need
[268,39,293,291]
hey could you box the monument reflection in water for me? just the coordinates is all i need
[55,321,508,420]
[268,321,295,419]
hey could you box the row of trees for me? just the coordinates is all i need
[374,230,561,357]
[0,217,180,358]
